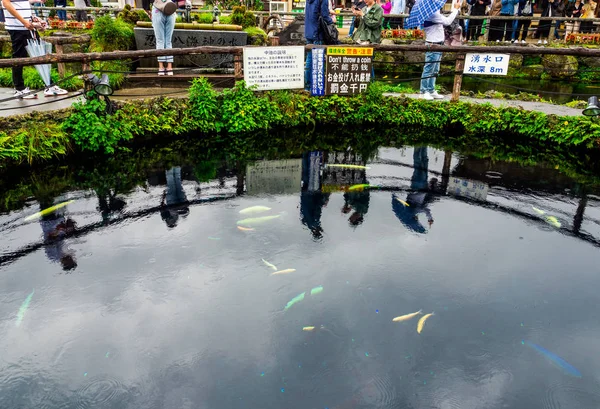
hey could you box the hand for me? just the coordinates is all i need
[453,1,461,8]
[23,20,34,30]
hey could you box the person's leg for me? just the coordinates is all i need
[420,51,440,94]
[472,19,483,40]
[553,20,561,39]
[153,10,166,71]
[349,16,356,35]
[522,18,531,40]
[488,18,501,41]
[511,18,518,40]
[574,21,580,34]
[504,16,513,41]
[163,12,176,70]
[9,30,28,91]
[430,51,441,92]
[305,39,315,91]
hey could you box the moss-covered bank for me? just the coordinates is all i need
[1,79,599,170]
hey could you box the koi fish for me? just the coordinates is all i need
[262,258,277,271]
[524,340,582,377]
[237,215,280,226]
[545,216,561,228]
[395,197,410,207]
[271,268,296,275]
[326,164,371,170]
[417,312,434,334]
[310,285,323,295]
[16,289,35,327]
[303,326,316,331]
[284,292,305,310]
[392,309,422,322]
[237,226,255,231]
[532,206,546,215]
[24,200,74,222]
[348,184,370,191]
[239,206,271,215]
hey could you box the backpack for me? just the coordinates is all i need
[318,0,340,45]
[444,19,463,45]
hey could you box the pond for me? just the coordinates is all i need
[1,145,600,409]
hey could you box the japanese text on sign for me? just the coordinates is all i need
[311,48,326,96]
[243,46,305,91]
[463,53,510,76]
[447,177,489,201]
[325,48,373,95]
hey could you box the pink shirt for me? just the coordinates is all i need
[382,1,392,13]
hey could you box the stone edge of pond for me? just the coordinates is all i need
[1,84,599,171]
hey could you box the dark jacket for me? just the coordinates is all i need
[305,0,334,41]
[538,0,558,17]
[518,0,533,15]
[467,0,491,16]
[565,0,583,17]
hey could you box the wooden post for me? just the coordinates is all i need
[451,53,465,102]
[234,53,242,80]
[55,44,66,78]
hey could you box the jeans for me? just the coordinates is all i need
[8,30,29,91]
[349,16,356,35]
[515,18,531,40]
[553,20,561,39]
[499,14,513,41]
[55,0,67,20]
[304,39,323,91]
[511,19,518,40]
[420,50,441,94]
[152,7,176,63]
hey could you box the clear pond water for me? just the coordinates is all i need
[1,146,600,409]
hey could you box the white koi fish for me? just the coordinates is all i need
[532,206,546,215]
[262,259,277,271]
[303,326,315,331]
[16,289,35,327]
[546,216,561,228]
[239,206,271,215]
[271,269,296,276]
[417,312,435,334]
[392,309,422,322]
[237,215,280,226]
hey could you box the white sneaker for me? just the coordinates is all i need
[521,39,527,44]
[430,90,444,99]
[538,39,542,44]
[496,40,500,43]
[14,88,37,99]
[543,40,548,44]
[421,92,434,101]
[44,85,68,96]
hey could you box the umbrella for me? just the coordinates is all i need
[25,31,52,87]
[404,0,446,29]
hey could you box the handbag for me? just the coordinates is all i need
[318,0,341,45]
[153,0,177,15]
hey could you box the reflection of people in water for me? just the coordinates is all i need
[300,152,330,240]
[39,198,77,271]
[342,177,370,227]
[392,147,436,234]
[160,166,189,228]
[97,191,126,224]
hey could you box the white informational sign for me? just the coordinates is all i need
[463,53,510,76]
[246,159,302,195]
[243,46,305,91]
[447,177,489,201]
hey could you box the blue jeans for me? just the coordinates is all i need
[349,17,356,35]
[55,0,66,20]
[553,20,561,39]
[511,19,518,40]
[420,51,441,94]
[152,8,176,63]
[304,39,323,91]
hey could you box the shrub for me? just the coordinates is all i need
[90,15,135,51]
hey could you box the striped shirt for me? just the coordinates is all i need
[3,0,32,30]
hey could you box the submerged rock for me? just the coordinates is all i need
[542,54,578,78]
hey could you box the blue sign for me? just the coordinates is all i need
[311,48,325,96]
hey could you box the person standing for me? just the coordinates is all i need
[497,0,518,42]
[152,0,178,75]
[564,0,583,38]
[352,0,384,44]
[304,0,334,91]
[535,0,558,42]
[348,0,366,36]
[54,0,66,20]
[514,0,534,42]
[487,0,503,41]
[580,0,596,33]
[74,0,87,21]
[389,0,404,28]
[552,0,567,39]
[420,0,460,100]
[466,0,491,41]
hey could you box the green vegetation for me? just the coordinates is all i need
[244,27,268,45]
[0,67,84,91]
[230,6,257,28]
[0,80,599,172]
[90,15,135,52]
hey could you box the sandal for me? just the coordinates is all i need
[166,70,174,76]
[158,69,166,76]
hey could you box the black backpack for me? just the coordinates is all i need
[318,0,341,45]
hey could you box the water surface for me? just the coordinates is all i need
[1,146,599,409]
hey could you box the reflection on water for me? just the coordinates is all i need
[1,146,600,409]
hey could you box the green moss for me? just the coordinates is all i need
[244,27,268,45]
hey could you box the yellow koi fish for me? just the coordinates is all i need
[532,206,546,215]
[237,226,255,231]
[237,215,280,226]
[24,200,74,222]
[392,309,422,322]
[546,216,561,228]
[271,268,296,276]
[262,259,277,271]
[303,326,315,331]
[395,197,410,207]
[348,184,370,191]
[326,164,371,170]
[239,205,271,215]
[417,312,434,334]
